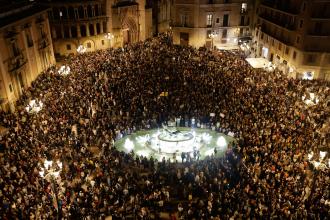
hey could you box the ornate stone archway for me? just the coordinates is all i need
[122,16,138,44]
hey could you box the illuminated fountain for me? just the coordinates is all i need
[120,126,231,162]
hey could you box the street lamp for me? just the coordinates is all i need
[39,159,63,219]
[77,44,86,53]
[208,31,218,50]
[58,65,71,76]
[105,32,114,48]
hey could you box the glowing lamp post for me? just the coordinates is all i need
[39,160,63,219]
[57,65,71,76]
[208,32,218,50]
[105,32,114,48]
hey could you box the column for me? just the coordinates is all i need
[77,24,81,37]
[100,22,104,34]
[69,26,72,38]
[86,23,90,36]
[60,25,65,39]
[94,23,97,35]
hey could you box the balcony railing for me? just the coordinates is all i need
[260,25,293,45]
[8,53,27,73]
[261,0,299,15]
[259,13,296,31]
[38,37,49,50]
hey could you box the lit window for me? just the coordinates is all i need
[241,3,247,13]
[207,14,213,26]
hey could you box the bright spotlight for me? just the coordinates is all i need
[217,136,227,148]
[124,139,134,152]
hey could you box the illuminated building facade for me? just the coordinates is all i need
[44,0,152,58]
[0,1,55,112]
[170,0,253,49]
[253,0,330,80]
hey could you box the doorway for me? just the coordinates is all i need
[180,32,189,46]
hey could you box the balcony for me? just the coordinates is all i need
[260,24,293,46]
[8,53,27,73]
[261,0,299,15]
[38,37,49,50]
[51,15,107,24]
[259,13,296,31]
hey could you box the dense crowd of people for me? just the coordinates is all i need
[0,33,329,219]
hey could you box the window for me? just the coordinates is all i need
[240,16,245,26]
[101,40,104,45]
[180,14,187,26]
[87,42,91,48]
[66,44,71,50]
[293,51,297,60]
[216,18,220,24]
[261,33,264,40]
[272,39,275,46]
[26,32,33,47]
[299,20,303,28]
[302,2,306,11]
[314,22,322,34]
[222,29,227,38]
[285,47,290,55]
[278,43,282,51]
[223,14,229,27]
[9,84,13,92]
[241,3,247,13]
[207,14,213,26]
[11,42,20,56]
[296,36,300,43]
